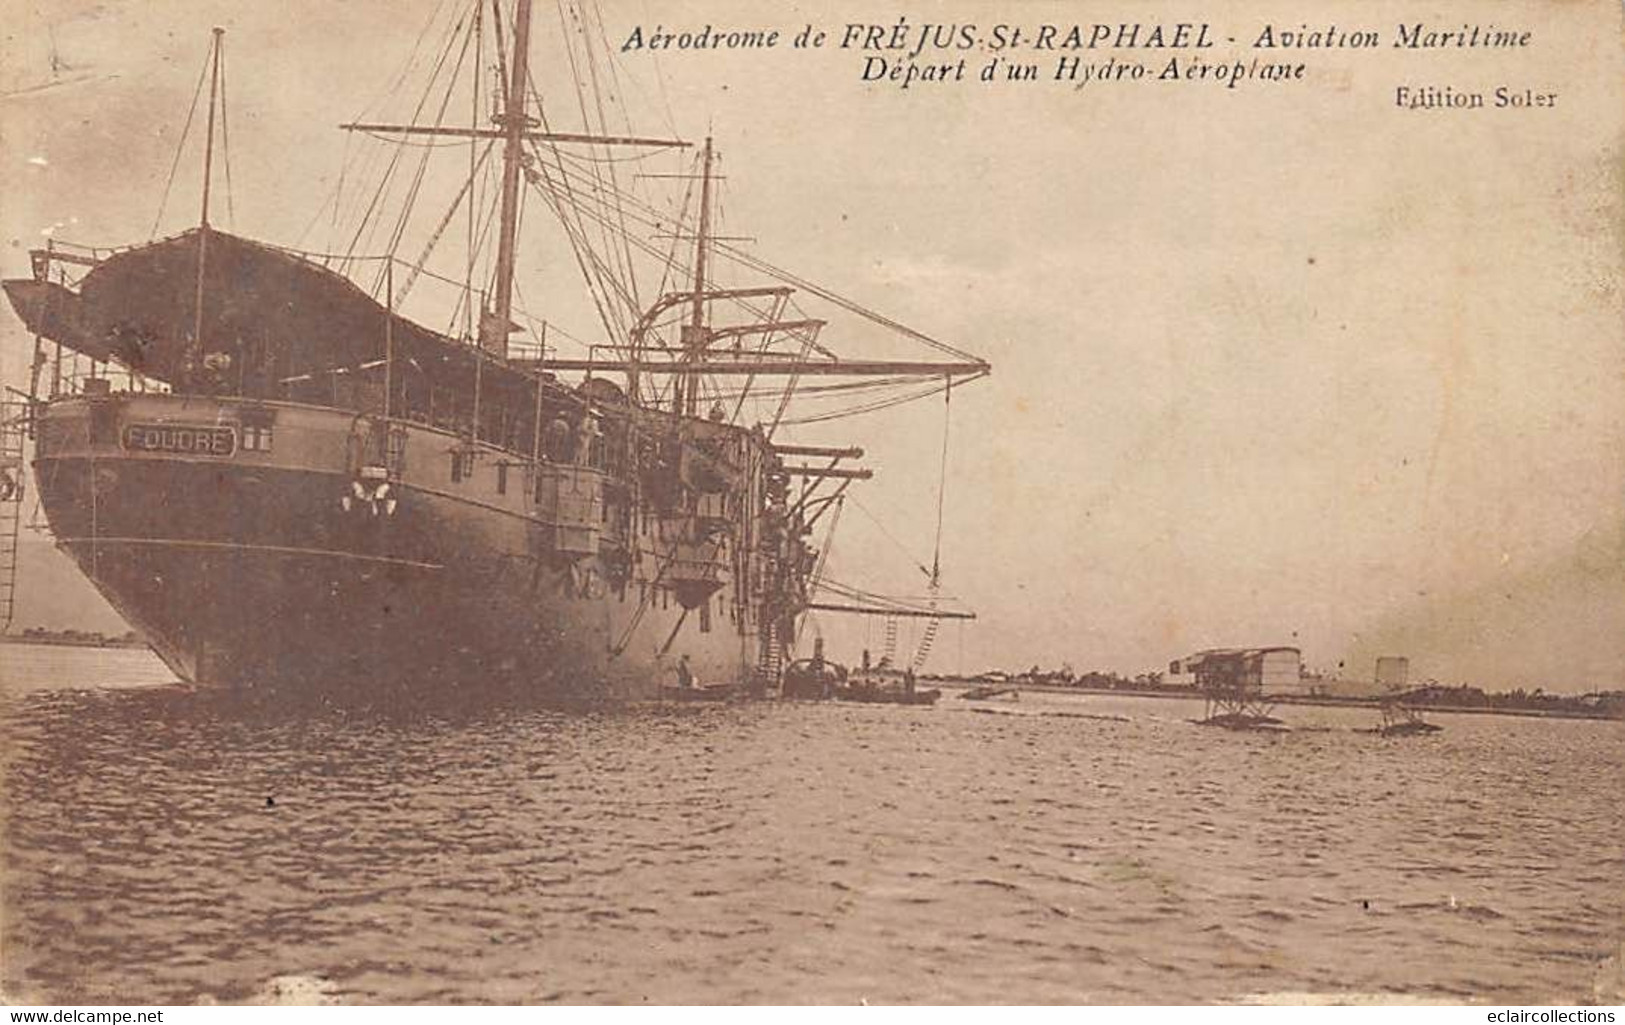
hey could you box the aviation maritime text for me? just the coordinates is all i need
[619,21,1533,58]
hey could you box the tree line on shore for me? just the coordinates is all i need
[8,627,144,648]
[921,664,1625,718]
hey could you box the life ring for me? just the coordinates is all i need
[340,477,396,516]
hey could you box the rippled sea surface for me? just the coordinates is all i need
[2,644,1621,1004]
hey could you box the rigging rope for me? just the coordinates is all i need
[520,152,988,376]
[908,376,955,669]
[526,153,880,423]
[217,39,236,229]
[339,7,468,277]
[813,578,966,618]
[560,0,644,322]
[848,496,933,581]
[528,74,631,347]
[463,0,483,363]
[395,140,495,306]
[776,376,973,426]
[303,0,452,253]
[808,495,842,597]
[149,46,212,238]
[493,143,984,365]
[931,375,952,581]
[312,0,987,430]
[369,10,479,297]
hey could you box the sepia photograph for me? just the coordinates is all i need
[0,0,1622,1009]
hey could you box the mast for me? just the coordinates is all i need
[677,136,714,417]
[191,27,224,384]
[335,0,687,374]
[468,1,485,443]
[488,0,534,361]
[383,260,395,419]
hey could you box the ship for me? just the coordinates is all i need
[0,1,988,695]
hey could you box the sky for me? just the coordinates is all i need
[2,0,1622,691]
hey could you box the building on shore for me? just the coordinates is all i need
[1375,656,1411,690]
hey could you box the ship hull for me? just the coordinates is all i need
[31,394,764,697]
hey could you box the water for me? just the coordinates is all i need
[2,644,1621,1004]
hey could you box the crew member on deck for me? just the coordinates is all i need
[545,417,572,462]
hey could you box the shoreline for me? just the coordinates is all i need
[5,639,1619,722]
[931,679,1623,723]
[1,635,149,651]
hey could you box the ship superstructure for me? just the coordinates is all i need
[2,1,988,693]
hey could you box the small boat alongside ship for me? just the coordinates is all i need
[779,642,940,706]
[959,685,1019,701]
[837,681,940,706]
[780,655,846,701]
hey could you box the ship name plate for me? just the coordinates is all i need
[121,423,237,457]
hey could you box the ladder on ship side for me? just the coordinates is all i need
[758,621,785,687]
[911,614,940,672]
[0,400,27,633]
